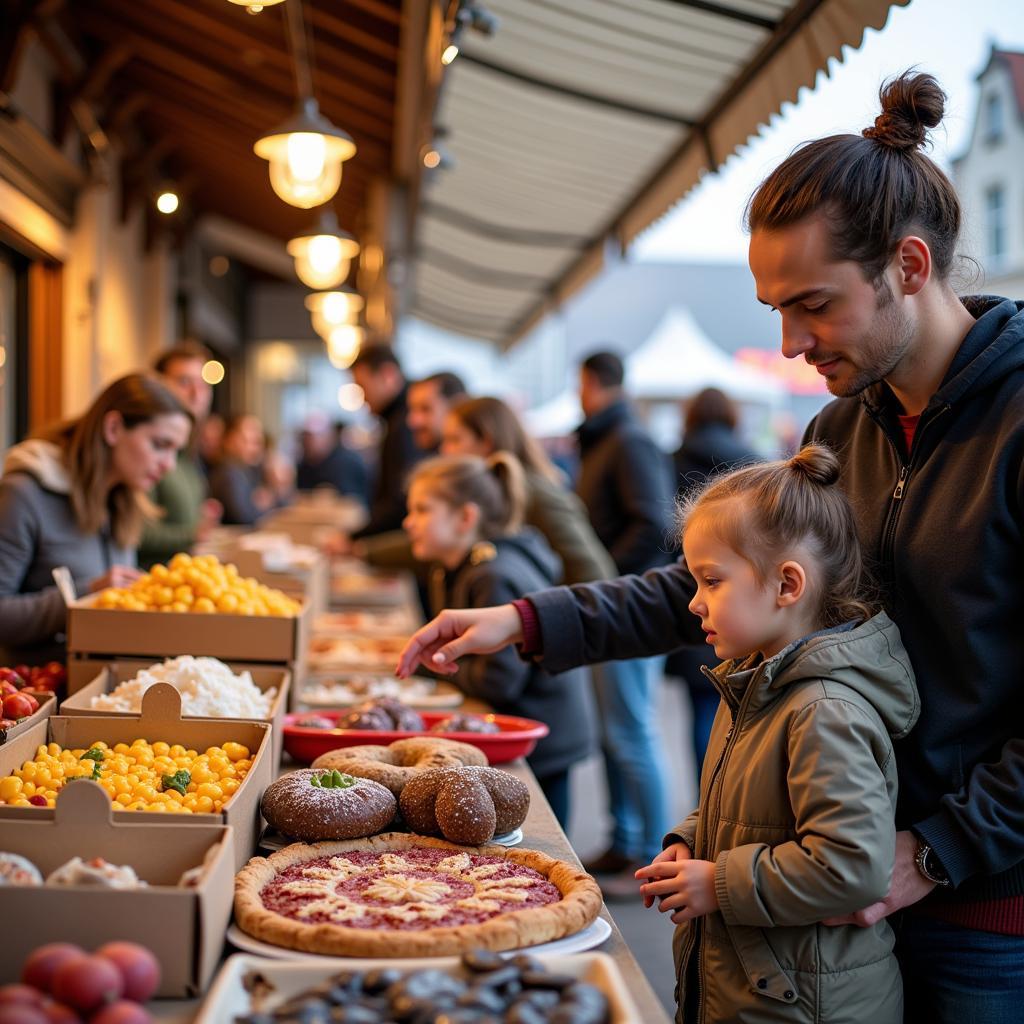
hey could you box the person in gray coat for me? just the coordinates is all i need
[0,374,192,664]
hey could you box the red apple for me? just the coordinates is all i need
[2,693,36,721]
[0,668,27,690]
[50,959,122,1016]
[29,666,64,694]
[21,944,85,995]
[87,1003,152,1024]
[0,987,45,1007]
[38,1004,81,1024]
[0,681,19,698]
[0,1006,49,1024]
[93,946,158,1005]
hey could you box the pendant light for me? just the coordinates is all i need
[254,2,356,208]
[255,98,355,209]
[306,287,365,341]
[227,0,285,13]
[325,324,364,369]
[287,210,360,290]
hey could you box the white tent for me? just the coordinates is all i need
[626,308,784,405]
[522,391,583,439]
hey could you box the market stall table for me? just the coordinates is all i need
[149,758,670,1023]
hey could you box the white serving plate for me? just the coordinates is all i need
[226,916,612,962]
[258,826,524,854]
[199,948,636,1024]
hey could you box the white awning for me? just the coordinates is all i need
[410,0,908,347]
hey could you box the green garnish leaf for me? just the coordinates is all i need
[161,769,191,795]
[82,748,105,762]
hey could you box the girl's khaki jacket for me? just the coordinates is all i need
[669,613,919,1024]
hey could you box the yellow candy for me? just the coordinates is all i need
[0,777,23,800]
[222,742,249,763]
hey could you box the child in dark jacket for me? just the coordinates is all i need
[404,453,595,825]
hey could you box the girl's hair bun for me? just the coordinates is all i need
[789,444,840,486]
[862,70,945,151]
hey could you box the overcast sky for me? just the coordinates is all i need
[632,0,1024,263]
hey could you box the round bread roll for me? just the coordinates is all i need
[312,737,488,797]
[429,713,501,735]
[337,697,425,732]
[261,768,397,842]
[399,766,530,845]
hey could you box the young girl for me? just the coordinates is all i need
[637,445,919,1024]
[403,453,595,825]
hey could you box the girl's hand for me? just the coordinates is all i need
[396,605,524,677]
[637,856,718,923]
[636,843,692,908]
[88,565,142,593]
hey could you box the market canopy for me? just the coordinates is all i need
[411,0,908,348]
[626,308,785,404]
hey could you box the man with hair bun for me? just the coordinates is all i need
[400,70,1024,1019]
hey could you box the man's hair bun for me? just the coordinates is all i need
[862,70,945,152]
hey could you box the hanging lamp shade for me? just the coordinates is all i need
[306,287,364,340]
[325,325,364,368]
[287,211,360,290]
[254,99,356,209]
[227,0,285,12]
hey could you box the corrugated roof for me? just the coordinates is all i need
[409,0,908,347]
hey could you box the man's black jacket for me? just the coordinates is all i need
[575,399,674,575]
[530,296,1024,903]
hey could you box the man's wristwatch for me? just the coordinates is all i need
[914,839,951,887]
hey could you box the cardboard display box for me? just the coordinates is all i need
[0,684,272,871]
[0,781,234,997]
[66,594,310,665]
[1,690,57,745]
[59,661,291,771]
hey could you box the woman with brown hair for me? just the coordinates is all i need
[0,373,192,662]
[442,395,615,586]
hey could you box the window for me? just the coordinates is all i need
[0,245,29,453]
[985,92,1005,144]
[985,185,1007,265]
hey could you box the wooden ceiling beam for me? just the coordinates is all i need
[87,0,396,100]
[306,5,399,63]
[74,12,395,149]
[127,64,391,169]
[103,91,148,143]
[53,41,131,145]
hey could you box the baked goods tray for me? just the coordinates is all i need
[297,673,463,709]
[330,570,410,607]
[282,710,550,765]
[314,608,420,635]
[198,949,637,1023]
[307,635,410,673]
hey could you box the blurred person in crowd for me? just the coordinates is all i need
[403,453,595,826]
[669,386,760,773]
[296,412,368,501]
[397,72,1024,1021]
[350,346,424,538]
[0,374,191,663]
[197,412,224,475]
[673,387,759,488]
[573,350,675,894]
[442,396,612,586]
[209,414,277,526]
[139,341,223,568]
[406,372,467,453]
[263,430,295,506]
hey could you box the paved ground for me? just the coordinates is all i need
[566,673,699,1016]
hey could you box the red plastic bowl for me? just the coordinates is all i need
[283,710,549,765]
